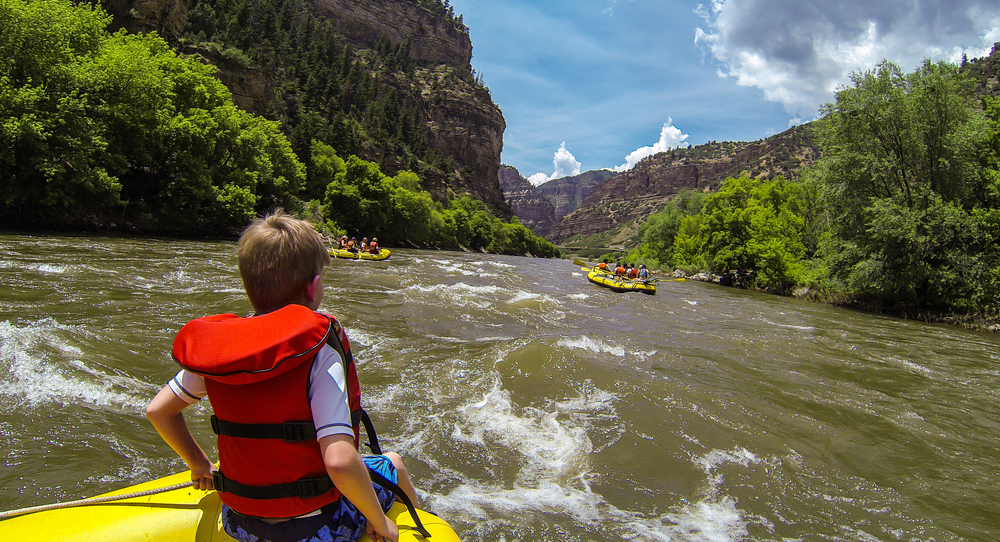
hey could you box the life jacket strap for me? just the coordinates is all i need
[360,409,382,454]
[367,468,432,538]
[212,472,332,500]
[211,415,316,442]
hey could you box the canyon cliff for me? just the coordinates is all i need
[498,166,556,237]
[499,166,617,237]
[537,169,617,220]
[98,0,509,213]
[546,124,821,245]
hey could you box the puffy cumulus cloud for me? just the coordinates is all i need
[694,0,1000,117]
[612,120,690,173]
[528,142,583,186]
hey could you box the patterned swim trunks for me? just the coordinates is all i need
[222,455,398,542]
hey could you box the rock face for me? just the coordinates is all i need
[418,66,507,211]
[304,0,506,210]
[963,41,1000,97]
[100,0,190,41]
[546,124,821,244]
[498,166,556,236]
[536,169,616,220]
[499,167,618,237]
[312,0,472,66]
[101,0,508,213]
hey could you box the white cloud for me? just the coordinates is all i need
[694,0,1000,117]
[612,120,690,172]
[528,142,582,186]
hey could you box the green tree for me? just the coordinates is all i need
[697,175,808,290]
[818,59,998,310]
[637,189,705,268]
[0,0,305,233]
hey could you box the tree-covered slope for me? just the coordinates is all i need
[94,0,510,214]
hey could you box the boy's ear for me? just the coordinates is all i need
[305,274,321,302]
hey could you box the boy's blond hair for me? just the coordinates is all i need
[237,210,330,313]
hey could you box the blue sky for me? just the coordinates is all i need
[447,0,1000,185]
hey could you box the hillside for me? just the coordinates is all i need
[962,42,1000,97]
[537,169,617,220]
[545,123,821,245]
[498,166,616,237]
[497,166,556,236]
[95,0,510,214]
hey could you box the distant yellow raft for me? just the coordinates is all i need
[330,248,391,261]
[586,269,657,295]
[0,470,458,542]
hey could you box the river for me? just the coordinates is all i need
[1,233,998,541]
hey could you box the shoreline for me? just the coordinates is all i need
[676,269,1000,334]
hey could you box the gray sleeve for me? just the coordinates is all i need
[308,344,355,440]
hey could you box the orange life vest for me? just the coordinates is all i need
[172,305,361,518]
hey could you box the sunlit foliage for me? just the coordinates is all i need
[632,58,1000,312]
[0,0,304,233]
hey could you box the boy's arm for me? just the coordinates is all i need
[320,434,399,542]
[146,386,216,490]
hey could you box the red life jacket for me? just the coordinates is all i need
[628,268,639,279]
[172,304,361,518]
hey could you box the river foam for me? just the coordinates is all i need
[0,318,146,411]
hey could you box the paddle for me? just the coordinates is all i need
[574,259,616,275]
[572,260,687,284]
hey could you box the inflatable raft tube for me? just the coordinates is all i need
[330,248,391,261]
[586,269,657,295]
[0,471,457,542]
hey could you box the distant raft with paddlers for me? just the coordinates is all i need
[0,470,458,542]
[330,248,391,261]
[586,268,657,295]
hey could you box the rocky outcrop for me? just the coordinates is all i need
[99,0,508,213]
[308,0,504,210]
[963,41,1000,97]
[498,166,556,236]
[499,166,618,237]
[313,0,472,67]
[416,66,507,211]
[536,169,616,220]
[100,0,190,41]
[547,124,821,244]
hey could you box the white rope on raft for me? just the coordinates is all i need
[0,481,194,520]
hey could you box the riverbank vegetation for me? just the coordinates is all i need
[619,57,1000,317]
[0,0,557,256]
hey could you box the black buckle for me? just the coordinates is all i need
[212,471,225,493]
[297,478,326,498]
[283,422,312,442]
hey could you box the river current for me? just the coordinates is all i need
[1,234,998,541]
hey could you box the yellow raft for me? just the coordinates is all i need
[0,471,458,542]
[330,248,391,261]
[586,269,657,295]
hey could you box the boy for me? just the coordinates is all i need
[147,211,416,542]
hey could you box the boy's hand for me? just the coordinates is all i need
[190,462,218,491]
[366,515,399,542]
